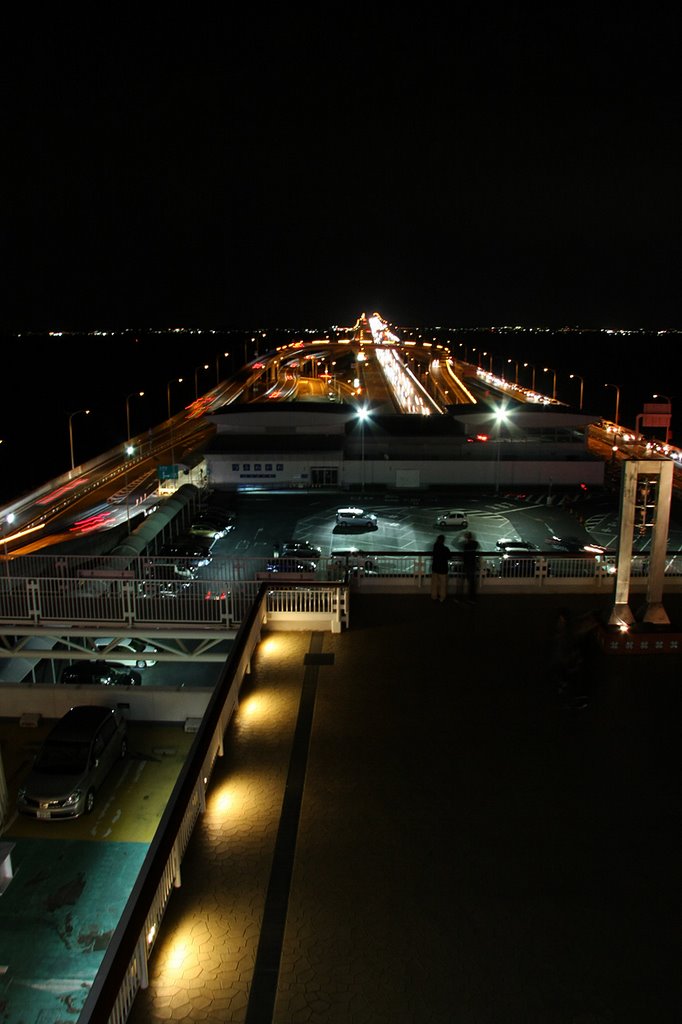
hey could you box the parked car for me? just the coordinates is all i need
[17,706,128,819]
[59,661,142,686]
[548,535,605,554]
[495,538,538,552]
[281,540,322,559]
[144,558,198,582]
[435,511,468,529]
[189,510,236,539]
[160,538,213,567]
[265,556,317,574]
[335,507,378,529]
[91,637,158,668]
[330,548,378,574]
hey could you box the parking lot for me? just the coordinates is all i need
[207,488,682,562]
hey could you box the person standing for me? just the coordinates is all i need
[430,534,451,602]
[461,531,480,602]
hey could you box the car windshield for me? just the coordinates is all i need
[34,740,90,775]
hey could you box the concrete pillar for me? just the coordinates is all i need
[641,460,673,624]
[609,458,673,626]
[609,460,637,626]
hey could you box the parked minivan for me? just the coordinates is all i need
[17,706,128,819]
[59,661,142,686]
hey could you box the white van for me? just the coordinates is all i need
[335,507,378,528]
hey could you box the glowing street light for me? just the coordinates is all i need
[543,366,557,400]
[125,391,145,442]
[569,373,584,411]
[605,382,620,425]
[507,358,519,384]
[68,409,90,470]
[523,362,536,390]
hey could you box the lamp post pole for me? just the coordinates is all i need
[215,351,229,385]
[523,362,536,391]
[167,378,184,420]
[543,366,557,401]
[507,358,519,384]
[605,383,621,425]
[194,364,209,400]
[125,391,145,442]
[2,512,15,576]
[494,407,509,496]
[569,373,584,411]
[69,409,90,470]
[652,394,672,443]
[358,407,369,492]
[166,378,183,471]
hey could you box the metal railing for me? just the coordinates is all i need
[1,552,680,629]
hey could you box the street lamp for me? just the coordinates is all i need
[167,378,184,420]
[215,351,229,385]
[652,393,672,443]
[494,406,510,495]
[458,342,469,362]
[605,382,620,425]
[482,351,493,372]
[523,362,536,390]
[68,409,90,470]
[125,391,145,442]
[357,406,370,492]
[194,364,210,400]
[543,366,557,400]
[569,373,584,411]
[507,358,519,384]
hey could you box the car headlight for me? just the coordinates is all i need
[63,790,82,807]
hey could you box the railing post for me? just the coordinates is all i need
[27,579,41,623]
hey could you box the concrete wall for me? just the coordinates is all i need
[0,684,214,724]
[207,455,605,490]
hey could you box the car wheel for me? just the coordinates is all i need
[85,789,96,815]
[120,738,128,759]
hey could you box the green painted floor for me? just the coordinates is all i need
[0,722,194,1022]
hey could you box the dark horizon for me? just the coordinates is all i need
[4,11,682,336]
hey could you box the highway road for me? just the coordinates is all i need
[2,316,680,560]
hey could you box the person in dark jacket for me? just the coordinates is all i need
[431,534,451,602]
[461,531,480,602]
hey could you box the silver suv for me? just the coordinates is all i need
[335,507,378,528]
[17,706,128,819]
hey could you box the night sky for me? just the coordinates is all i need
[4,10,682,333]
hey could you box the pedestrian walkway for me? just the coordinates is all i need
[127,592,682,1024]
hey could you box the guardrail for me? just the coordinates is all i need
[0,553,680,628]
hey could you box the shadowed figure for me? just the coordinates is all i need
[430,534,451,603]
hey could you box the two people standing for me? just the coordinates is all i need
[431,530,480,603]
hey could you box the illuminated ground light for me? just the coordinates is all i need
[258,635,287,659]
[167,938,190,973]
